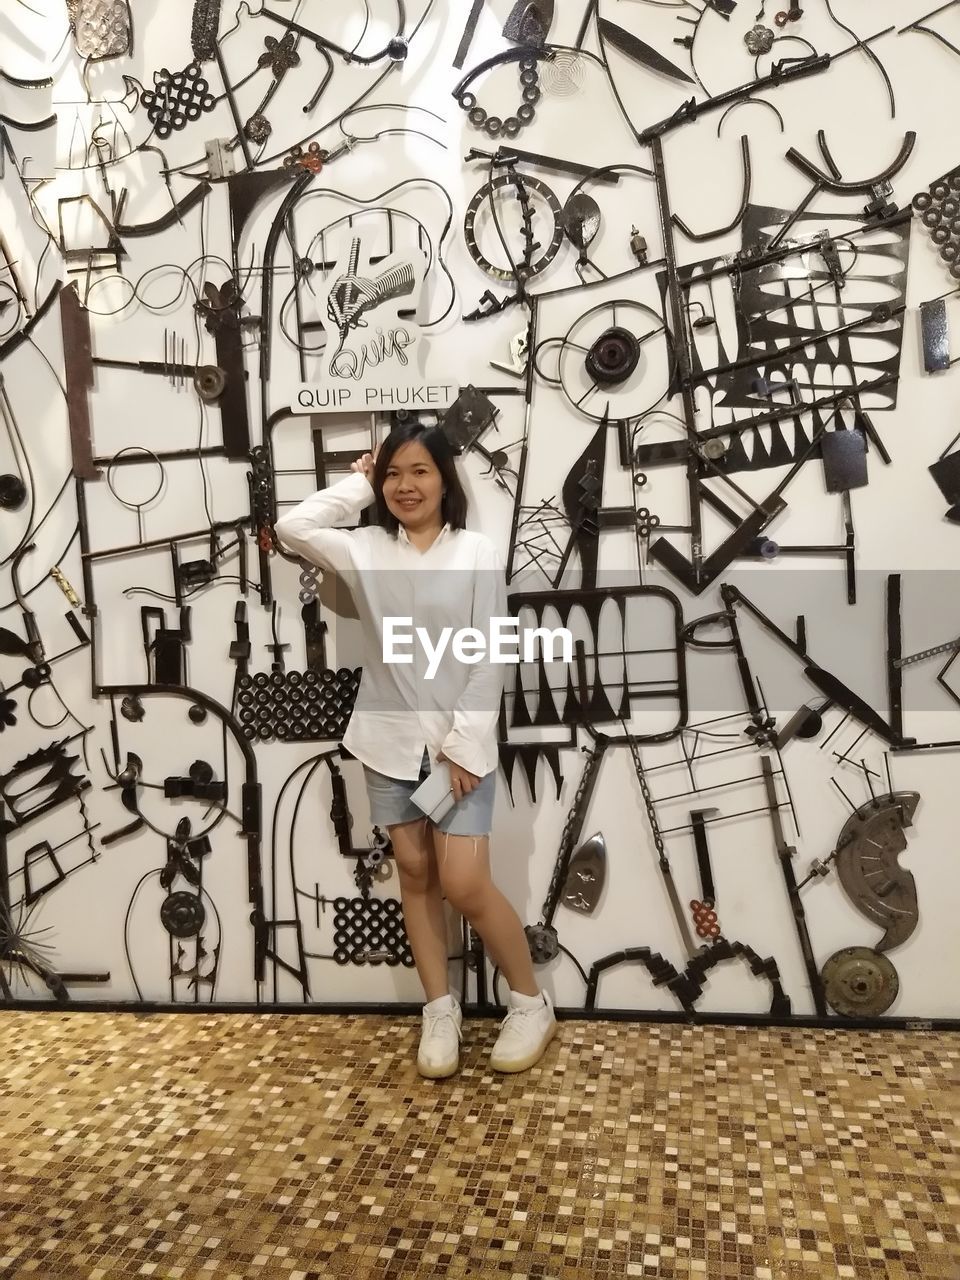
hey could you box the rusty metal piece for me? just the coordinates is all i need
[50,566,81,608]
[821,946,899,1017]
[191,0,223,60]
[560,832,606,914]
[58,285,98,480]
[834,791,920,952]
[196,281,249,458]
[689,899,720,939]
[193,364,226,402]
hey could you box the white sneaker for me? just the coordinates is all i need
[417,994,462,1078]
[489,988,557,1073]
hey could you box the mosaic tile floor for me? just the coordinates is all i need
[0,1011,957,1279]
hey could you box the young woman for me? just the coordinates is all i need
[274,422,557,1078]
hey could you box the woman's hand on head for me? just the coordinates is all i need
[437,750,479,802]
[350,444,379,480]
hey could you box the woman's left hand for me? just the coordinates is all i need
[437,751,479,802]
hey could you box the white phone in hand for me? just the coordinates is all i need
[409,760,457,824]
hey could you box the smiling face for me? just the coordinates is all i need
[381,440,444,533]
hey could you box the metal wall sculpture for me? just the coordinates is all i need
[0,0,957,1025]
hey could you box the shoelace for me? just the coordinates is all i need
[423,1007,461,1042]
[496,1001,542,1042]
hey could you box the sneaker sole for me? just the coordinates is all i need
[414,1054,460,1075]
[417,1053,459,1079]
[489,1019,558,1073]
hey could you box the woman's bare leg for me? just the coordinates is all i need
[432,831,539,996]
[389,818,451,1002]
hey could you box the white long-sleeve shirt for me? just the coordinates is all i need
[274,470,507,780]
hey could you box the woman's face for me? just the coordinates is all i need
[381,440,444,532]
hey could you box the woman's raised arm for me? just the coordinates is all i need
[273,455,376,573]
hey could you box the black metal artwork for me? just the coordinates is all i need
[537,299,671,424]
[723,584,917,751]
[561,833,605,914]
[920,297,951,372]
[899,2,960,62]
[0,0,956,1026]
[672,135,752,243]
[139,64,218,140]
[454,0,485,70]
[438,386,499,454]
[463,170,563,283]
[913,166,960,282]
[503,1,553,46]
[597,15,695,87]
[1,819,108,1002]
[820,945,899,1017]
[506,587,686,735]
[929,447,960,521]
[681,203,911,413]
[829,791,920,953]
[236,669,360,743]
[328,896,412,967]
[0,738,90,835]
[191,0,223,62]
[454,47,547,140]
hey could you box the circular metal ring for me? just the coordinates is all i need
[463,172,563,283]
[516,104,535,124]
[556,298,671,424]
[106,446,166,512]
[193,365,226,402]
[468,106,487,127]
[160,891,205,939]
[584,326,642,386]
[821,946,899,1017]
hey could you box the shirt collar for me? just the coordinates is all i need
[397,522,452,548]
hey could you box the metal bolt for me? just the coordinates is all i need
[629,226,648,264]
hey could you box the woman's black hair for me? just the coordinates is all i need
[371,422,469,534]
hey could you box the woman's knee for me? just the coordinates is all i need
[434,832,491,914]
[389,819,435,889]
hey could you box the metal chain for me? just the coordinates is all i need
[541,738,607,919]
[623,728,668,865]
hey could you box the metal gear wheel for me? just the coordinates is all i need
[821,946,899,1017]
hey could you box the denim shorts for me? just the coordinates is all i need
[362,748,497,835]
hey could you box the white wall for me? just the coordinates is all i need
[1,0,958,1017]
